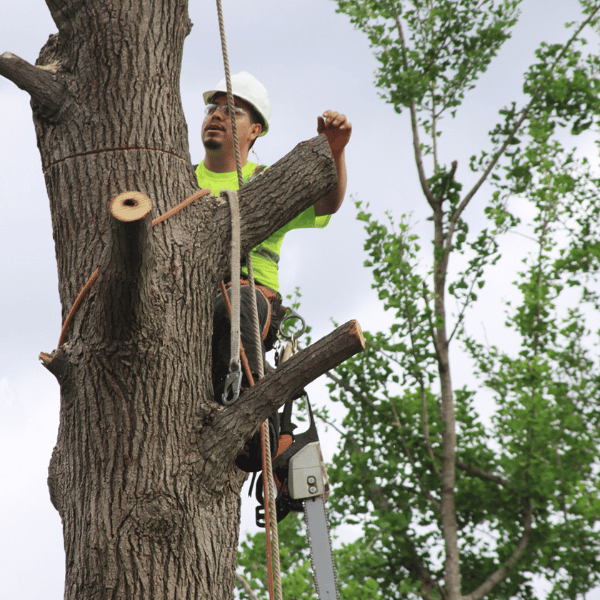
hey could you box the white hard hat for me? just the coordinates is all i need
[203,71,271,137]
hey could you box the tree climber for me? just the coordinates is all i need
[195,71,351,469]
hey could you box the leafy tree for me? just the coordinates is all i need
[236,1,600,599]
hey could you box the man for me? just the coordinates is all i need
[196,71,351,468]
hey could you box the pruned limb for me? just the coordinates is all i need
[206,134,338,275]
[95,192,154,341]
[38,345,71,382]
[208,320,365,464]
[462,501,533,600]
[0,52,66,118]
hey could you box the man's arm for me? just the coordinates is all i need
[314,111,352,216]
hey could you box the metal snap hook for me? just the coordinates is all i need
[221,363,243,405]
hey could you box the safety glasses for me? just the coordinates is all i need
[204,104,249,119]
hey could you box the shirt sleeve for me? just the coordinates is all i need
[282,205,331,233]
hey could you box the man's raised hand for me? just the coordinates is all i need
[317,110,352,155]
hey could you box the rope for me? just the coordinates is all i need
[247,255,283,600]
[53,188,212,350]
[219,280,255,388]
[223,190,241,370]
[215,0,244,189]
[214,1,282,598]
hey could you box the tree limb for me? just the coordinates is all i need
[204,134,338,280]
[444,7,600,264]
[0,52,66,118]
[207,320,365,467]
[462,501,534,600]
[235,573,260,600]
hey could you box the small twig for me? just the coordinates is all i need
[507,229,537,243]
[235,573,260,600]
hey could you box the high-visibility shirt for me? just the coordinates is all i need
[195,160,331,292]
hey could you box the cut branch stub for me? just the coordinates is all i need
[110,191,153,222]
[96,192,154,341]
[0,52,66,119]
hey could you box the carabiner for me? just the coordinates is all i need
[221,363,242,406]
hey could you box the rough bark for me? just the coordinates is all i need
[2,1,349,598]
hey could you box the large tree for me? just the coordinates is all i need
[0,1,364,599]
[237,1,600,599]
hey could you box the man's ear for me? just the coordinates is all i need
[250,122,262,141]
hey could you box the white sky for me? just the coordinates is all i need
[1,1,599,598]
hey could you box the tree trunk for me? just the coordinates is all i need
[1,1,350,598]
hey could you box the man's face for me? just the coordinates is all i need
[201,94,260,152]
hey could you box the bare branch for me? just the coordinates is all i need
[235,573,260,600]
[462,501,534,600]
[444,7,600,260]
[391,7,436,207]
[0,52,66,118]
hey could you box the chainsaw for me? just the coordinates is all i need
[255,390,340,600]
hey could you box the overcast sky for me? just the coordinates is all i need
[1,1,599,599]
